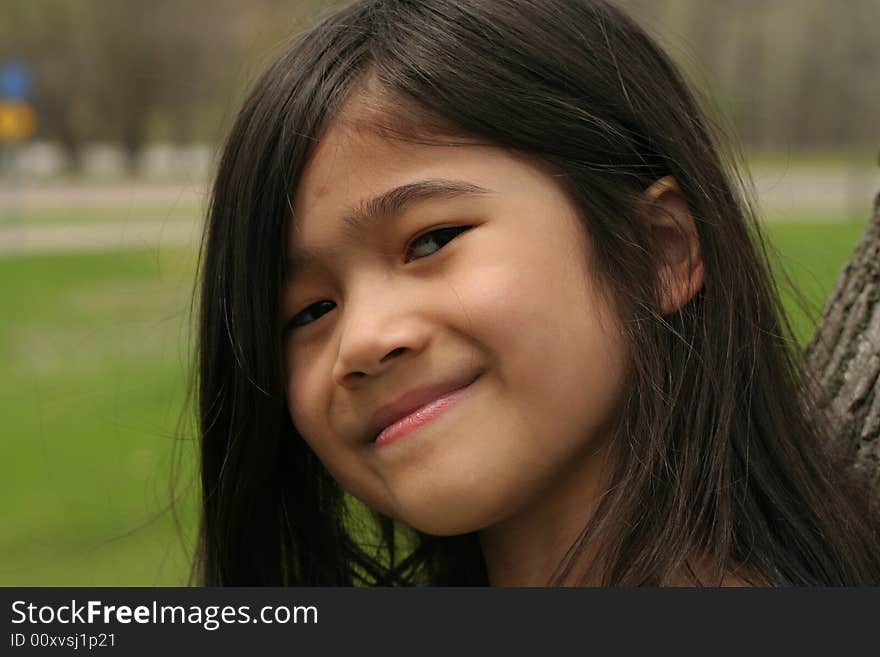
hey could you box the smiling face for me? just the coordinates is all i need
[282,109,630,536]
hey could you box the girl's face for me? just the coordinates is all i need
[283,111,629,535]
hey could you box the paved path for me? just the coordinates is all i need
[1,170,878,255]
[0,219,203,255]
[2,171,877,211]
[0,181,207,209]
[752,169,880,218]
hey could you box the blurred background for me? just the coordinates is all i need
[0,0,878,585]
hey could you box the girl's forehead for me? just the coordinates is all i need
[293,86,494,213]
[293,122,508,225]
[295,121,397,204]
[289,94,576,249]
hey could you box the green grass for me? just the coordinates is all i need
[0,215,871,585]
[762,219,868,344]
[0,247,200,585]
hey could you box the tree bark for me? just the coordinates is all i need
[806,181,880,492]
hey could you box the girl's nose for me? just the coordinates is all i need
[331,288,431,387]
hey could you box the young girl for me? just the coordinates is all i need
[194,0,880,586]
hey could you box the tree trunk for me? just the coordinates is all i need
[806,180,880,492]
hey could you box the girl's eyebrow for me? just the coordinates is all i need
[285,178,492,276]
[342,178,491,235]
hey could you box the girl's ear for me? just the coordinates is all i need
[641,176,705,316]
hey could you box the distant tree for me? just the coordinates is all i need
[0,0,330,172]
[0,0,93,170]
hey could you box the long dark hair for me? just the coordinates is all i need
[194,0,879,585]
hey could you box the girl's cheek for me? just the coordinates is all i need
[284,347,328,440]
[446,260,547,375]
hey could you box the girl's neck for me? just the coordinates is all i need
[478,439,613,587]
[475,436,761,587]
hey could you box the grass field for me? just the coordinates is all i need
[0,247,200,585]
[764,219,869,343]
[0,215,871,585]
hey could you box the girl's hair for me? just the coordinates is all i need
[194,0,880,585]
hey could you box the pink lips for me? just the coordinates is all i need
[371,375,479,448]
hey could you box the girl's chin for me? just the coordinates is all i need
[403,518,487,537]
[395,500,511,537]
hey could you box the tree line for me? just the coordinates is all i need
[0,0,877,172]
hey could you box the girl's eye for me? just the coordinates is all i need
[285,300,336,332]
[285,226,471,332]
[404,225,470,263]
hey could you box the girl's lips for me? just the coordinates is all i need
[372,376,478,447]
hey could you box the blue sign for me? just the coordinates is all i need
[1,61,33,101]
